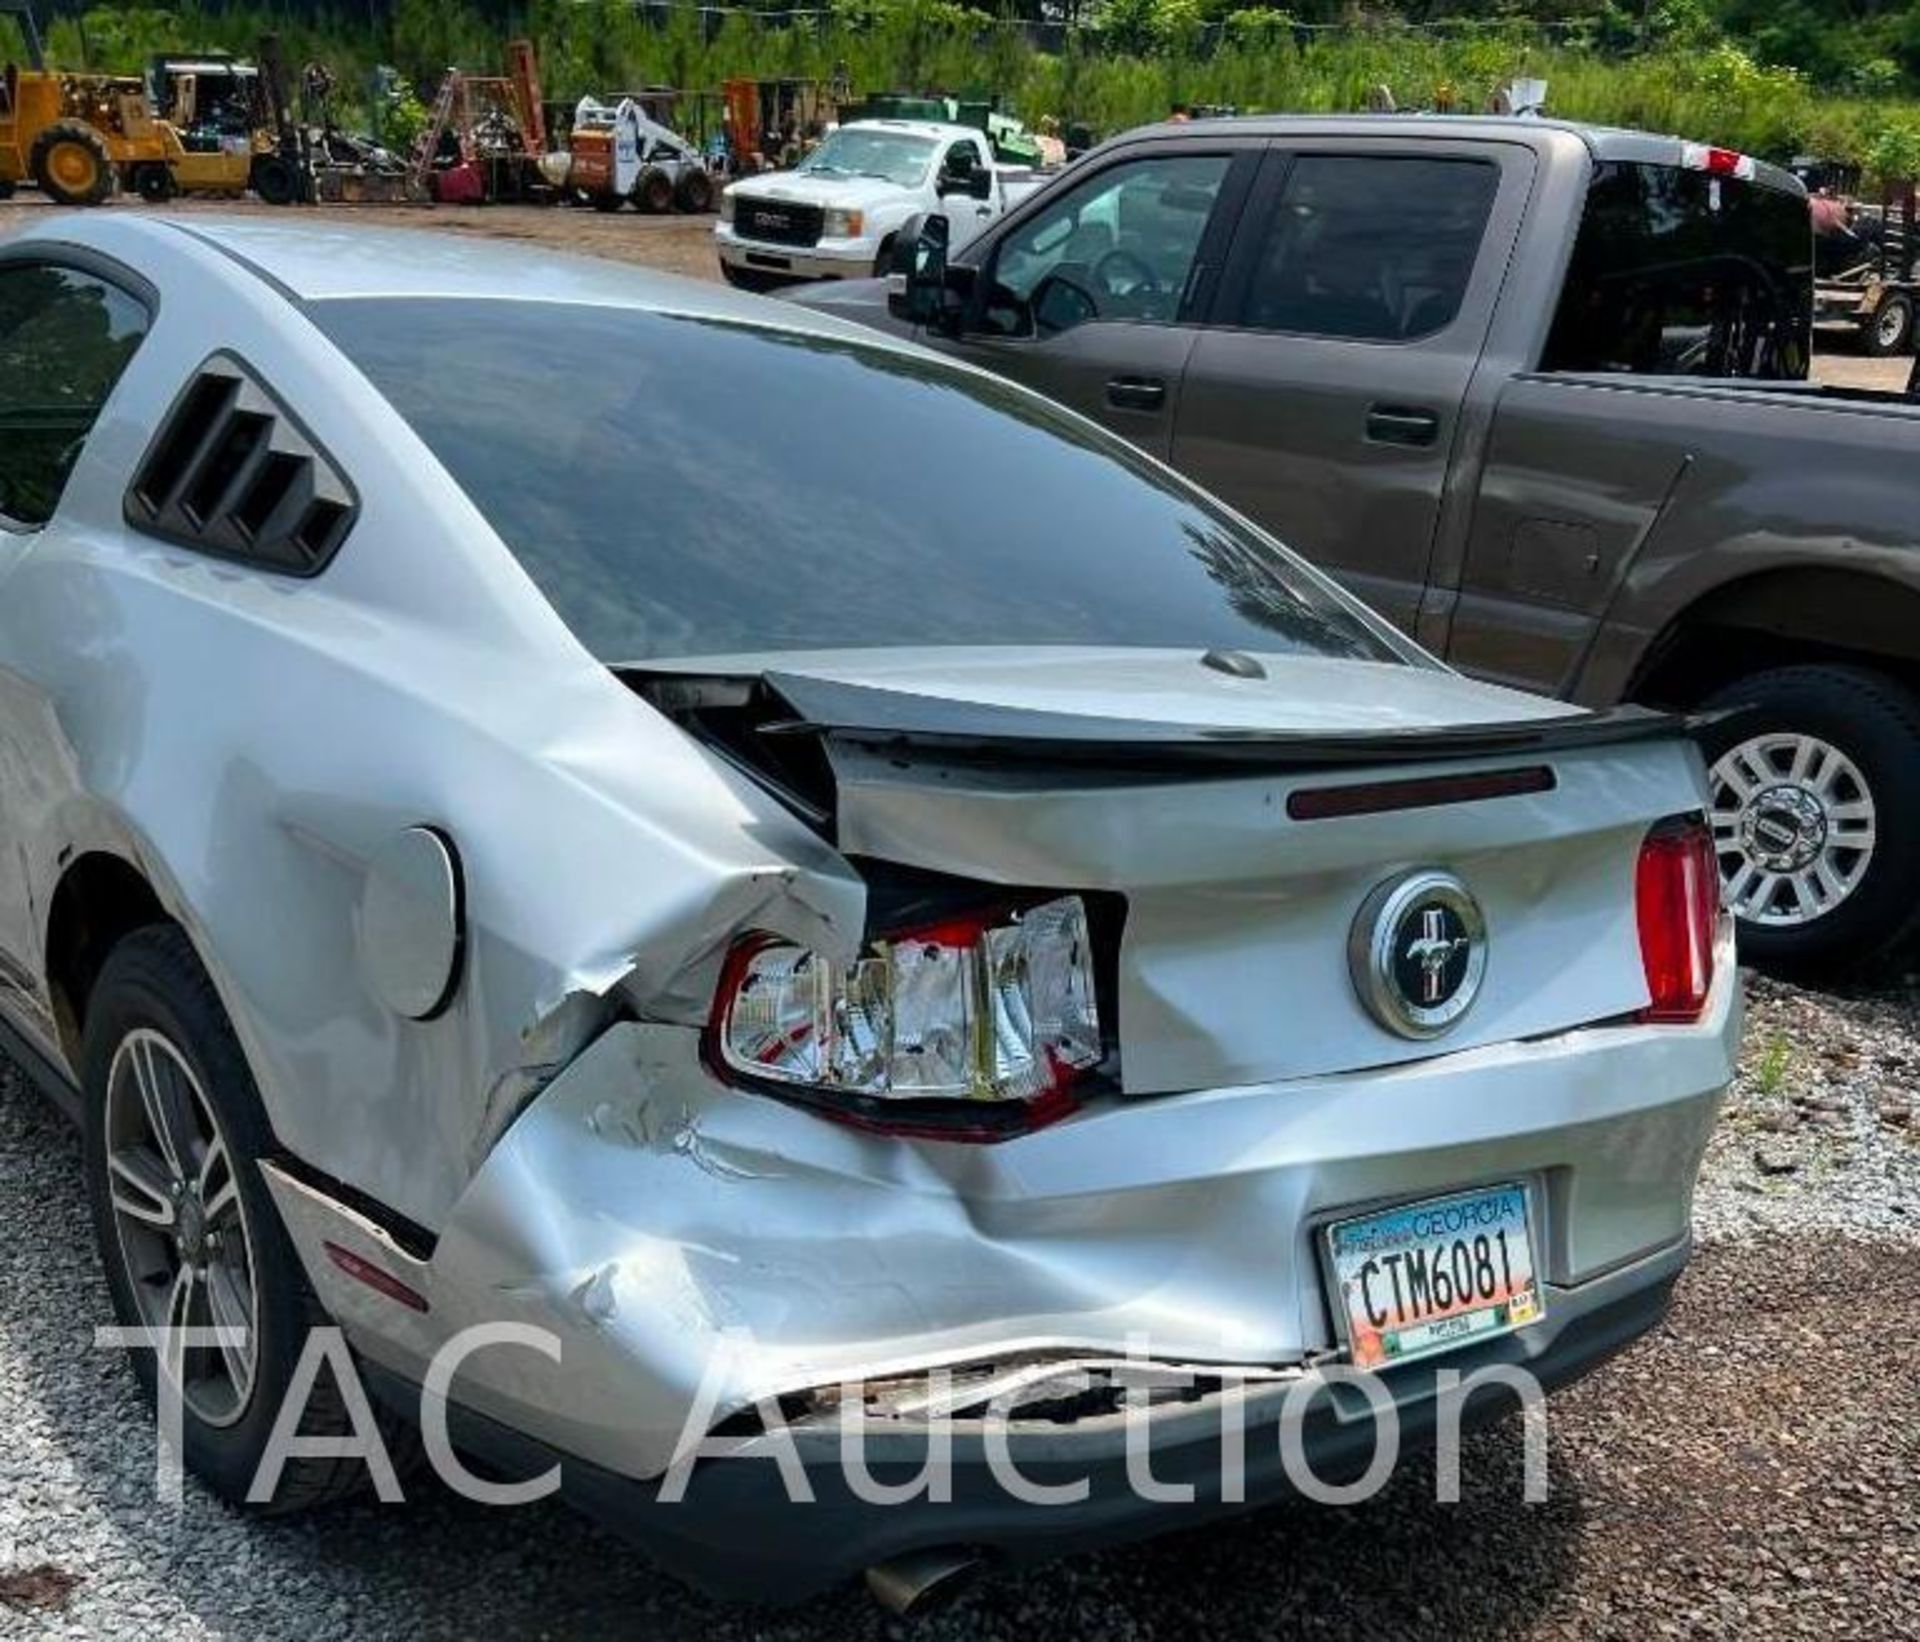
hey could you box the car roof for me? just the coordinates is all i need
[1105,113,1806,196]
[132,216,851,311]
[3,213,958,363]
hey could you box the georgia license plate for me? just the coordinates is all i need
[1326,1183,1543,1370]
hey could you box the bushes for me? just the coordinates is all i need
[7,0,1919,172]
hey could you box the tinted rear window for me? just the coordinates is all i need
[1541,161,1812,379]
[313,298,1408,668]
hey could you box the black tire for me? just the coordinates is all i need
[249,154,299,207]
[83,925,407,1511]
[634,165,674,214]
[1698,665,1920,973]
[131,164,175,203]
[0,177,18,201]
[719,262,780,292]
[590,190,622,213]
[673,167,714,214]
[872,236,896,277]
[29,119,115,206]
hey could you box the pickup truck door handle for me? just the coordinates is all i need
[1107,375,1168,412]
[1365,405,1441,447]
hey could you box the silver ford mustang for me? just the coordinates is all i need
[0,215,1737,1606]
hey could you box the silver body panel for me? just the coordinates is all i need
[0,215,1735,1543]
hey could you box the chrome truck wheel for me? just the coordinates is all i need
[104,1026,261,1427]
[1708,732,1874,930]
[1700,666,1920,972]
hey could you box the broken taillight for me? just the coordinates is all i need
[1636,816,1721,1023]
[709,896,1103,1139]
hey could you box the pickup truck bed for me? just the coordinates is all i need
[791,115,1920,972]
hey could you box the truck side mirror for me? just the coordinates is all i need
[936,151,992,200]
[888,212,951,329]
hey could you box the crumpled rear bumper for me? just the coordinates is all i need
[360,1233,1684,1604]
[271,951,1736,1569]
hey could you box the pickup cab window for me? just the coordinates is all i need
[1232,155,1499,342]
[985,154,1231,336]
[1541,161,1812,378]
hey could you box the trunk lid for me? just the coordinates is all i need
[632,648,1707,1093]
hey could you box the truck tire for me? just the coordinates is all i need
[673,168,713,213]
[0,177,17,201]
[1862,294,1914,356]
[131,163,175,203]
[634,165,674,215]
[83,925,413,1510]
[591,190,622,213]
[1699,665,1920,972]
[30,119,115,207]
[249,154,299,207]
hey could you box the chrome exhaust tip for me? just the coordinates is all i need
[864,1548,985,1617]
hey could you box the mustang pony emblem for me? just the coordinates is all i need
[1405,908,1471,1005]
[1350,870,1488,1038]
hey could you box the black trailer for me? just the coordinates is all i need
[1814,179,1918,356]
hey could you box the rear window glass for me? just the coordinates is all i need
[312,297,1409,669]
[1541,161,1812,379]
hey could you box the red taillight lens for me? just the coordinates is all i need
[707,896,1105,1141]
[1681,142,1756,179]
[1636,817,1721,1023]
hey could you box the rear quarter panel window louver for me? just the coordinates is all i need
[124,353,358,576]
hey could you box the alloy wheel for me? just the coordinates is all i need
[1708,732,1876,929]
[1876,301,1910,352]
[103,1027,260,1428]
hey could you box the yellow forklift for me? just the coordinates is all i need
[142,39,305,203]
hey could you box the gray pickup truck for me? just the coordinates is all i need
[791,115,1920,972]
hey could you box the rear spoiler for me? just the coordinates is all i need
[768,678,1701,772]
[637,667,1701,772]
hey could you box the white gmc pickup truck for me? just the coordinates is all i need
[716,119,1042,289]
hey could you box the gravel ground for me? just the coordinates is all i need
[2,969,1917,1640]
[1697,968,1920,1239]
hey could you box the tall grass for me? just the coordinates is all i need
[3,1,1917,176]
